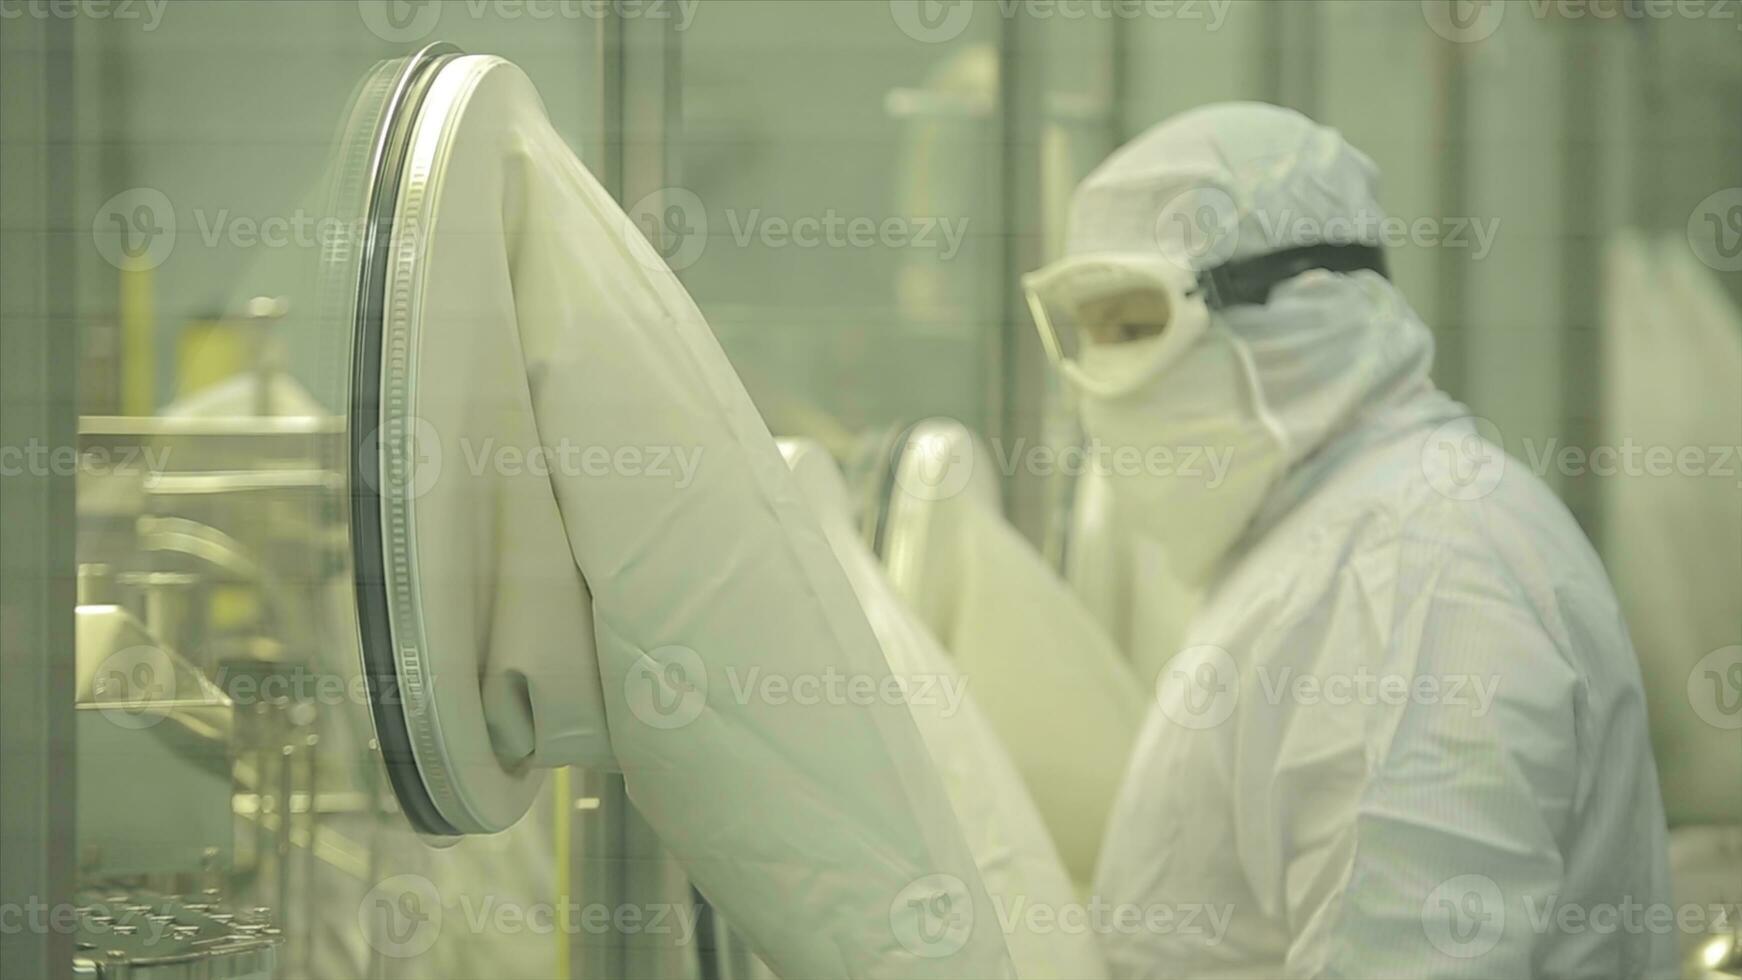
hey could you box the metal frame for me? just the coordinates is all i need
[1558,24,1606,537]
[1434,37,1474,402]
[345,42,468,840]
[579,9,688,980]
[0,13,79,979]
[996,11,1051,546]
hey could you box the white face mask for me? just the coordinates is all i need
[1075,326,1289,586]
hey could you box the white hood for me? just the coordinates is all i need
[1065,102,1453,519]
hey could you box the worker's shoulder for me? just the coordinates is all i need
[1211,426,1623,657]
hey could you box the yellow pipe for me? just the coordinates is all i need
[120,257,155,415]
[554,766,572,979]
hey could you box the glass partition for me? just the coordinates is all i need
[676,1,1006,446]
[6,2,1735,977]
[68,8,610,979]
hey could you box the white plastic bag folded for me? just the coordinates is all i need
[1600,232,1742,826]
[1064,464,1200,691]
[396,56,1016,979]
[781,439,1109,980]
[880,423,1145,890]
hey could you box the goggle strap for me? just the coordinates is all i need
[1195,243,1389,310]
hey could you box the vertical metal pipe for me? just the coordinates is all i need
[0,14,79,978]
[1559,24,1605,538]
[580,12,687,978]
[997,7,1052,545]
[1436,37,1472,400]
[577,16,629,979]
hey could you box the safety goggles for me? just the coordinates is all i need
[1024,243,1389,398]
[1022,253,1211,399]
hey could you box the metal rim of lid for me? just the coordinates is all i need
[346,41,466,838]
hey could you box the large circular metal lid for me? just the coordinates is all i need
[336,43,470,838]
[340,47,616,838]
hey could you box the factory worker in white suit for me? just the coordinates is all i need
[1024,102,1676,979]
